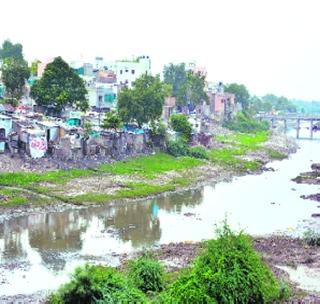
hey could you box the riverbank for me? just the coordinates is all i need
[0,131,297,218]
[118,236,320,303]
[2,235,318,303]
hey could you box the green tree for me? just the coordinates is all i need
[163,63,187,97]
[164,63,208,106]
[0,40,23,60]
[225,83,250,111]
[102,110,123,131]
[177,71,208,106]
[30,57,88,115]
[118,73,169,127]
[1,58,30,104]
[170,113,192,141]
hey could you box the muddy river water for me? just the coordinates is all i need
[0,127,320,297]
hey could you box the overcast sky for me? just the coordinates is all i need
[1,0,319,100]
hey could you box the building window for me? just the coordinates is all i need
[120,70,123,74]
[125,69,128,73]
[131,69,135,74]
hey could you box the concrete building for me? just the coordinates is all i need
[87,84,117,111]
[0,114,12,153]
[116,55,151,88]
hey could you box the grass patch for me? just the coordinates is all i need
[117,183,175,198]
[265,148,287,160]
[0,168,95,187]
[0,187,52,207]
[208,148,263,172]
[216,131,269,151]
[71,182,176,204]
[210,131,269,171]
[171,176,194,187]
[98,153,203,179]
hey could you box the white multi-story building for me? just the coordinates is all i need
[115,55,151,88]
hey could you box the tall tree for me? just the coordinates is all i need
[163,63,207,106]
[30,57,88,114]
[224,83,250,111]
[177,71,208,106]
[163,63,187,97]
[0,40,23,61]
[1,58,30,104]
[118,74,170,127]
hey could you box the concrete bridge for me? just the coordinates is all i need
[257,114,320,138]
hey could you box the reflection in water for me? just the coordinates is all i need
[0,128,319,295]
[0,188,204,268]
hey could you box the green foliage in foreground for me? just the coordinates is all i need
[49,265,147,304]
[224,111,269,133]
[50,224,288,304]
[160,224,285,304]
[128,253,165,293]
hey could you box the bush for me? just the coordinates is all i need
[170,114,192,141]
[128,253,165,293]
[158,271,216,304]
[49,265,147,304]
[224,111,269,133]
[166,139,188,157]
[162,223,284,303]
[188,145,208,159]
[303,228,320,246]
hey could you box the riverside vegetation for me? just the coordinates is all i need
[0,130,289,208]
[49,223,290,304]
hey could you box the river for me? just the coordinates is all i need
[0,126,320,297]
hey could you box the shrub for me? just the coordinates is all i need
[166,139,188,157]
[49,265,147,304]
[128,253,165,293]
[303,228,320,246]
[170,114,192,141]
[162,223,284,303]
[188,145,208,159]
[224,111,269,133]
[158,270,216,304]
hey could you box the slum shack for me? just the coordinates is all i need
[0,114,12,153]
[36,121,60,143]
[23,129,47,158]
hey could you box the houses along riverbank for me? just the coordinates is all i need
[0,130,296,216]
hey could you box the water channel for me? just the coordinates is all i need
[0,126,320,297]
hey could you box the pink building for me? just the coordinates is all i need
[208,92,236,117]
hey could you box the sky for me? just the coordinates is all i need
[0,0,319,101]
